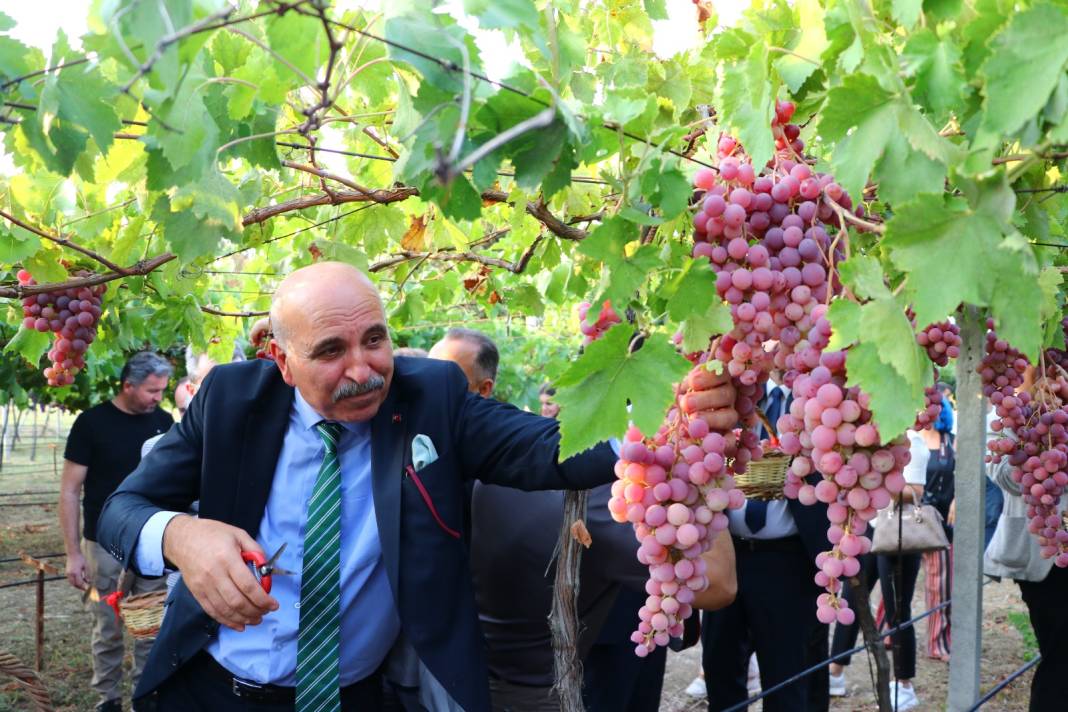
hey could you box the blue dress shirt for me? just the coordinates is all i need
[135,390,400,685]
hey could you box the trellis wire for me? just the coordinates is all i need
[965,655,1041,711]
[721,577,997,712]
[0,576,64,591]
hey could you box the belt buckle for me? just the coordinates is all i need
[232,678,266,700]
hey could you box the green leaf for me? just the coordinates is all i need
[892,0,923,29]
[679,301,732,353]
[0,226,40,264]
[873,134,946,206]
[979,4,1068,136]
[385,16,480,93]
[838,255,890,300]
[153,196,232,263]
[0,11,15,31]
[512,119,566,191]
[665,258,720,321]
[3,328,49,367]
[858,296,927,382]
[578,216,659,308]
[421,176,483,222]
[555,325,690,457]
[541,141,576,200]
[827,299,862,350]
[266,12,329,84]
[464,0,542,30]
[717,42,777,172]
[775,0,829,93]
[818,74,897,200]
[505,283,544,316]
[883,193,1004,327]
[51,66,121,154]
[24,250,67,283]
[903,30,966,121]
[150,79,217,177]
[643,0,669,21]
[845,342,924,440]
[171,170,243,232]
[314,240,370,273]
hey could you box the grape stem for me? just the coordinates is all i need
[823,196,885,234]
[0,210,128,275]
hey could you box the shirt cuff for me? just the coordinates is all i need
[134,510,182,576]
[609,437,621,457]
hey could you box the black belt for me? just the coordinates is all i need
[190,650,381,704]
[731,534,806,553]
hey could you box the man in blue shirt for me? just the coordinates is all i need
[98,262,738,712]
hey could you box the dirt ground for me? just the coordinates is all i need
[0,411,1039,711]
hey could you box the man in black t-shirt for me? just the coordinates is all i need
[59,351,174,712]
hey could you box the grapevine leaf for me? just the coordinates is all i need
[988,232,1043,361]
[555,325,690,458]
[50,67,120,154]
[827,299,861,351]
[463,0,542,30]
[818,74,897,200]
[266,12,329,84]
[858,296,927,384]
[979,3,1068,136]
[3,328,49,367]
[892,0,923,29]
[24,250,67,283]
[421,176,483,222]
[775,0,829,93]
[0,227,38,264]
[717,42,777,172]
[512,119,567,191]
[150,79,217,176]
[874,133,946,207]
[665,258,720,321]
[0,11,14,31]
[578,216,659,308]
[153,196,233,263]
[884,194,1000,327]
[845,342,924,440]
[314,240,370,273]
[902,30,967,121]
[837,255,890,300]
[643,0,669,21]
[679,301,732,354]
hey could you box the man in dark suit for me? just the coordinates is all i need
[701,377,830,712]
[97,262,736,712]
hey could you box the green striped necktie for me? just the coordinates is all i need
[296,421,344,712]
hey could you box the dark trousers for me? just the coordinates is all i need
[984,478,1004,550]
[143,651,383,711]
[582,642,666,712]
[701,537,828,712]
[830,553,879,665]
[1018,565,1068,712]
[583,587,667,712]
[877,553,922,680]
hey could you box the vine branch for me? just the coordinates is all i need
[0,210,128,274]
[0,254,176,299]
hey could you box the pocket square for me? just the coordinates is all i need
[411,434,439,471]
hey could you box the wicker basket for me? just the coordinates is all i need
[734,451,791,500]
[117,590,167,639]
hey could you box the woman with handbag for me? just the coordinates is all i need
[920,427,954,661]
[871,430,934,711]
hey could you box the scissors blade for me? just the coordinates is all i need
[269,566,297,576]
[263,542,288,570]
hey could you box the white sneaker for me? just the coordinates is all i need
[829,672,847,697]
[685,676,707,697]
[890,681,919,711]
[746,654,761,696]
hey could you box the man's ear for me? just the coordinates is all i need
[478,379,495,398]
[269,340,296,386]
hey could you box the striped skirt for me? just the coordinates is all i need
[923,545,952,661]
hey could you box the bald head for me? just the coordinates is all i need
[268,262,394,422]
[271,262,382,348]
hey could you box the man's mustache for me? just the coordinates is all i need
[332,375,386,402]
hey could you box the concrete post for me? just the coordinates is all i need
[948,307,986,710]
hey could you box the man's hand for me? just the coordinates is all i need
[65,551,89,591]
[163,515,279,631]
[680,366,738,432]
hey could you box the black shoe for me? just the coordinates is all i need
[95,700,122,712]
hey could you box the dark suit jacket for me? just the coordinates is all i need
[96,357,616,711]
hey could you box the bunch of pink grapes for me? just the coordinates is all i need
[608,363,759,656]
[577,300,621,345]
[917,321,961,367]
[17,269,105,387]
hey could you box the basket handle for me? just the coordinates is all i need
[755,407,779,447]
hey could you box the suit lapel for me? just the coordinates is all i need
[233,373,294,536]
[371,384,407,599]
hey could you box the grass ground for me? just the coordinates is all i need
[0,408,1040,711]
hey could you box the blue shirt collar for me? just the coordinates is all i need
[293,388,370,436]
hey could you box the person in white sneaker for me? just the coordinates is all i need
[684,671,706,698]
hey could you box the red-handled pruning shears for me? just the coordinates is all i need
[241,542,296,594]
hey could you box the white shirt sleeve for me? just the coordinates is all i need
[133,510,182,576]
[903,431,930,486]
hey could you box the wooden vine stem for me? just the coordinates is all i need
[549,489,590,711]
